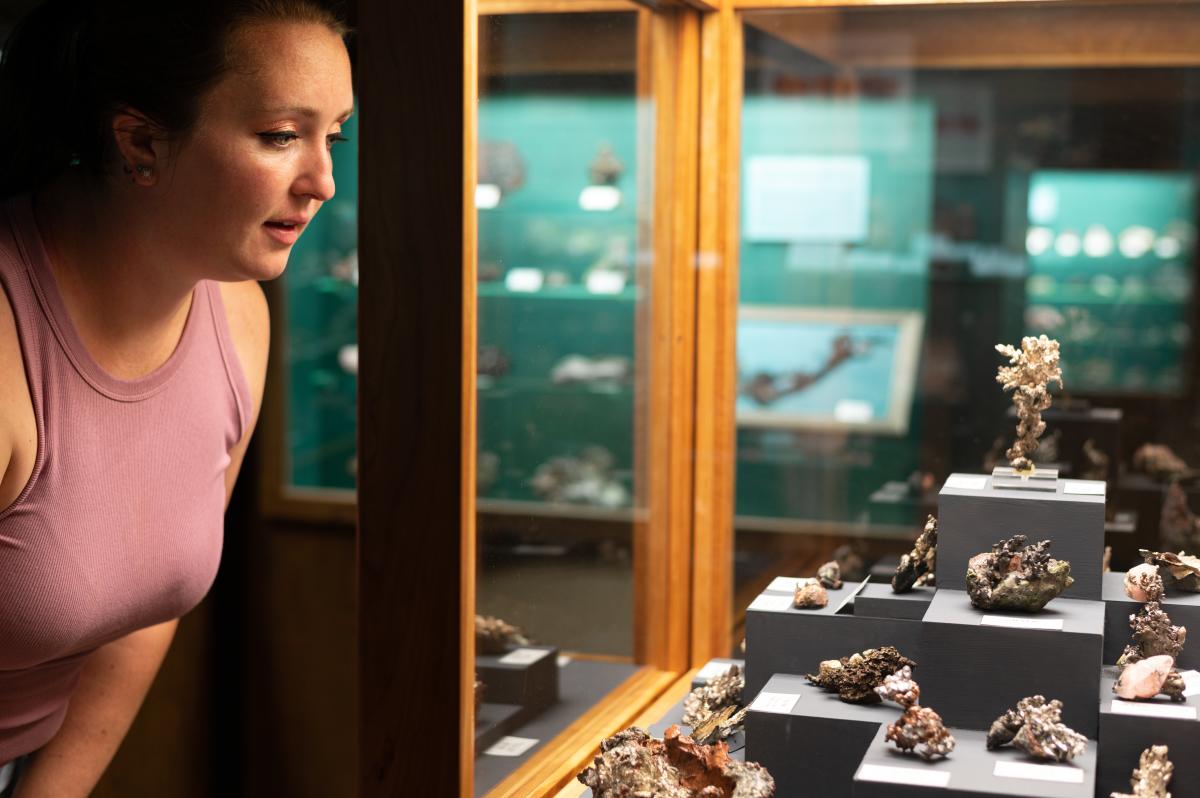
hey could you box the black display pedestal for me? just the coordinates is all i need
[743,673,896,798]
[853,725,1097,798]
[1101,571,1200,669]
[918,590,1104,737]
[855,582,934,621]
[744,578,921,701]
[475,702,524,753]
[1097,666,1200,798]
[476,645,559,715]
[938,473,1105,600]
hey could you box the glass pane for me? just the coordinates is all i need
[473,9,651,793]
[735,4,1200,616]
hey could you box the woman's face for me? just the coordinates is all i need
[151,21,354,283]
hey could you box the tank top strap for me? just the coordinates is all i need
[203,280,253,444]
[0,195,51,419]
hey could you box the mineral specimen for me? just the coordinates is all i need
[817,560,843,589]
[1113,655,1186,702]
[1117,602,1186,664]
[807,646,917,704]
[577,725,776,798]
[1160,482,1200,553]
[886,706,956,761]
[689,705,748,748]
[683,665,745,744]
[1081,438,1111,482]
[1124,563,1164,602]
[1141,549,1200,592]
[893,515,937,593]
[875,665,921,708]
[995,335,1063,473]
[1111,745,1174,798]
[793,578,828,609]
[475,614,530,655]
[1133,443,1191,482]
[530,446,629,508]
[965,535,1074,612]
[987,696,1087,762]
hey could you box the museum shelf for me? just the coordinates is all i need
[478,283,640,302]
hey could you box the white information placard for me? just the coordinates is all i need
[504,267,544,293]
[1110,700,1197,720]
[748,593,795,613]
[1063,480,1106,496]
[994,761,1084,784]
[945,474,987,491]
[585,271,626,295]
[744,155,870,243]
[767,576,802,593]
[499,647,551,666]
[858,764,950,788]
[1180,669,1200,697]
[980,615,1064,631]
[750,691,800,715]
[696,661,737,683]
[484,736,540,757]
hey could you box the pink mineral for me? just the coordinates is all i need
[1124,564,1164,602]
[1113,655,1177,700]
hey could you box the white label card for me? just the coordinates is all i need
[1180,670,1200,697]
[945,474,987,491]
[767,576,802,593]
[858,764,950,788]
[498,647,550,666]
[994,761,1084,784]
[1064,480,1106,496]
[484,736,539,757]
[980,615,1063,631]
[585,271,626,295]
[696,661,737,683]
[504,268,544,293]
[749,593,795,612]
[750,691,800,715]
[556,654,573,668]
[1110,700,1197,720]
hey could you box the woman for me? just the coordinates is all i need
[0,2,354,794]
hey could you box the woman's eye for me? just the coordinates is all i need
[259,131,299,148]
[327,133,349,151]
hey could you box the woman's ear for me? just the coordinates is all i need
[110,106,166,185]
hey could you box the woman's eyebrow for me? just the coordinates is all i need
[262,105,355,120]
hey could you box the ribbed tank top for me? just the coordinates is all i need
[0,194,252,762]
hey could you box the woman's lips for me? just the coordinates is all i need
[263,221,302,245]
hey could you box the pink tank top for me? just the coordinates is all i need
[0,194,252,762]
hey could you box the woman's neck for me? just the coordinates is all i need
[32,175,197,380]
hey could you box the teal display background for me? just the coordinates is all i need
[735,98,935,526]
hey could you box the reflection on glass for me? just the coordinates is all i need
[473,11,650,794]
[735,6,1200,622]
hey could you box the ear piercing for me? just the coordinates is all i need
[136,166,152,178]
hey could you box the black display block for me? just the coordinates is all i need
[918,590,1103,737]
[743,673,896,798]
[1097,666,1200,798]
[938,473,1105,600]
[855,582,934,621]
[475,702,524,754]
[476,645,559,715]
[1102,571,1200,669]
[853,724,1097,798]
[691,658,745,690]
[744,577,921,701]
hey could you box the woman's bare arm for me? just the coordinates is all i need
[12,619,178,798]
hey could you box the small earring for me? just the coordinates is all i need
[136,165,152,178]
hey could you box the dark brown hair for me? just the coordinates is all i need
[0,0,351,199]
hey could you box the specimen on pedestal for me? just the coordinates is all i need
[530,445,629,508]
[965,534,1074,612]
[792,578,828,609]
[1110,745,1173,798]
[1133,443,1191,482]
[1160,482,1200,553]
[577,725,776,798]
[875,666,956,761]
[683,665,746,745]
[986,696,1087,763]
[995,335,1063,474]
[1141,549,1200,592]
[1117,601,1186,665]
[475,614,531,655]
[818,560,843,590]
[807,646,917,704]
[892,515,937,594]
[1113,655,1185,702]
[475,675,484,711]
[1081,438,1110,481]
[1124,563,1164,602]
